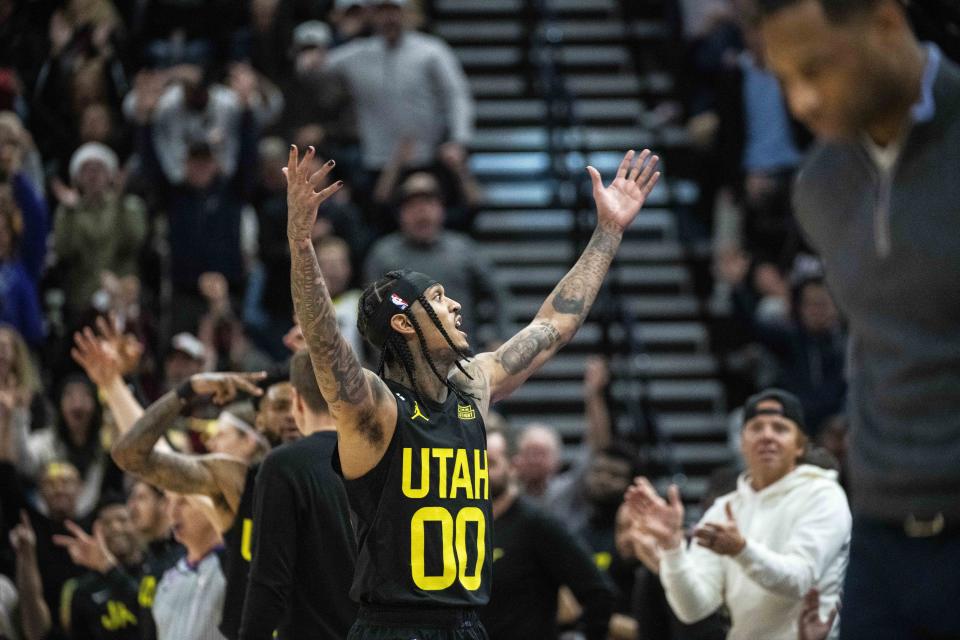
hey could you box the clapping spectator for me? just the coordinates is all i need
[626,390,850,640]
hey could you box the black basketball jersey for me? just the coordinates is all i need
[341,380,492,608]
[219,463,259,639]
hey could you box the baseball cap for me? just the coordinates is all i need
[293,21,332,50]
[170,332,206,362]
[742,388,807,433]
[398,172,442,204]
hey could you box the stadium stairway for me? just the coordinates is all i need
[427,0,734,504]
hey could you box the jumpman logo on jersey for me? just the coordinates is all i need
[410,401,430,422]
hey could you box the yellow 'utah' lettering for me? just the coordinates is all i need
[402,448,430,498]
[401,447,489,500]
[450,449,473,499]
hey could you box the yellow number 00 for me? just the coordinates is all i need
[410,506,486,591]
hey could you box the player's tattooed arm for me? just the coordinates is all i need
[111,391,247,519]
[474,150,660,403]
[285,145,394,462]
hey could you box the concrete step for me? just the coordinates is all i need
[469,75,527,98]
[455,45,524,68]
[435,20,525,43]
[474,208,676,238]
[496,264,690,293]
[507,294,700,321]
[480,239,685,264]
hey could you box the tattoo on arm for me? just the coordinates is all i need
[290,239,380,442]
[498,322,562,375]
[549,226,620,320]
[111,392,221,496]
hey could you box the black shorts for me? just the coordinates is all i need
[347,606,488,640]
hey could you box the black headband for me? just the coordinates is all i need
[363,271,438,349]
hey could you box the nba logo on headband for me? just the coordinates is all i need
[391,293,409,310]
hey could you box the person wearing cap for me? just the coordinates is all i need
[329,0,372,46]
[285,145,659,638]
[52,142,147,321]
[326,0,474,177]
[625,389,851,640]
[364,171,509,345]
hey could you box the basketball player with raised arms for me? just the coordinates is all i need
[284,144,660,640]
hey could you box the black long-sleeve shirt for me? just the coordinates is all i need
[481,496,615,640]
[239,431,357,640]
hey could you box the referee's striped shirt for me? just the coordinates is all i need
[153,548,227,640]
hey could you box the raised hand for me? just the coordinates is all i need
[798,588,839,640]
[583,356,610,397]
[693,502,746,556]
[189,372,266,405]
[9,510,36,556]
[96,315,143,377]
[588,149,660,233]
[284,145,343,243]
[624,477,684,550]
[53,520,117,574]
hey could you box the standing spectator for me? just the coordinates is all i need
[755,2,960,636]
[329,0,371,46]
[26,374,123,519]
[133,69,260,331]
[51,142,148,323]
[364,172,509,345]
[55,496,145,640]
[627,389,851,640]
[0,116,47,347]
[0,453,89,635]
[276,21,358,154]
[481,429,615,640]
[327,0,474,192]
[8,510,53,640]
[152,493,227,640]
[0,324,46,434]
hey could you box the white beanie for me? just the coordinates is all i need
[69,142,118,184]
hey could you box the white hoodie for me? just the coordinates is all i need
[659,464,851,640]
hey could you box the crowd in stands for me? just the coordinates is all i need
[0,0,872,638]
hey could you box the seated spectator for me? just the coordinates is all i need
[0,451,89,634]
[0,119,48,347]
[513,422,562,503]
[626,389,851,640]
[55,494,146,639]
[724,258,846,437]
[152,492,226,640]
[364,172,509,346]
[26,374,124,519]
[51,142,148,323]
[481,429,615,640]
[315,236,365,359]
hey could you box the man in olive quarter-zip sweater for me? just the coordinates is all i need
[754,1,960,637]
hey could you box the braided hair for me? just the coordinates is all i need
[358,271,474,404]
